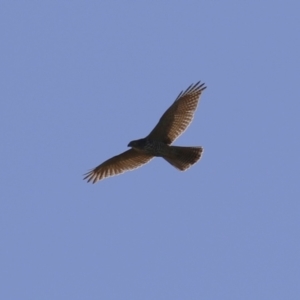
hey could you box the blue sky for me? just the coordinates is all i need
[1,1,299,299]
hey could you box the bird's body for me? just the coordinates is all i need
[128,138,203,170]
[84,81,206,183]
[128,138,173,156]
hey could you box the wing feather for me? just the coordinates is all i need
[147,82,206,144]
[83,149,153,183]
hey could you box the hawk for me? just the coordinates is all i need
[84,81,206,183]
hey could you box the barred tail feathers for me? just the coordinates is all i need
[163,146,203,171]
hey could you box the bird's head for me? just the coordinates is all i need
[128,140,136,147]
[128,138,146,149]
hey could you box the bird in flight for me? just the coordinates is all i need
[84,81,206,183]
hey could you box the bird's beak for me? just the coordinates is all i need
[128,141,133,147]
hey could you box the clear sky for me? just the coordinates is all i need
[1,1,299,299]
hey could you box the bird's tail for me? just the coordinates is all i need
[163,146,203,171]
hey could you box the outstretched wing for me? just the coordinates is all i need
[83,149,153,183]
[147,82,206,144]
